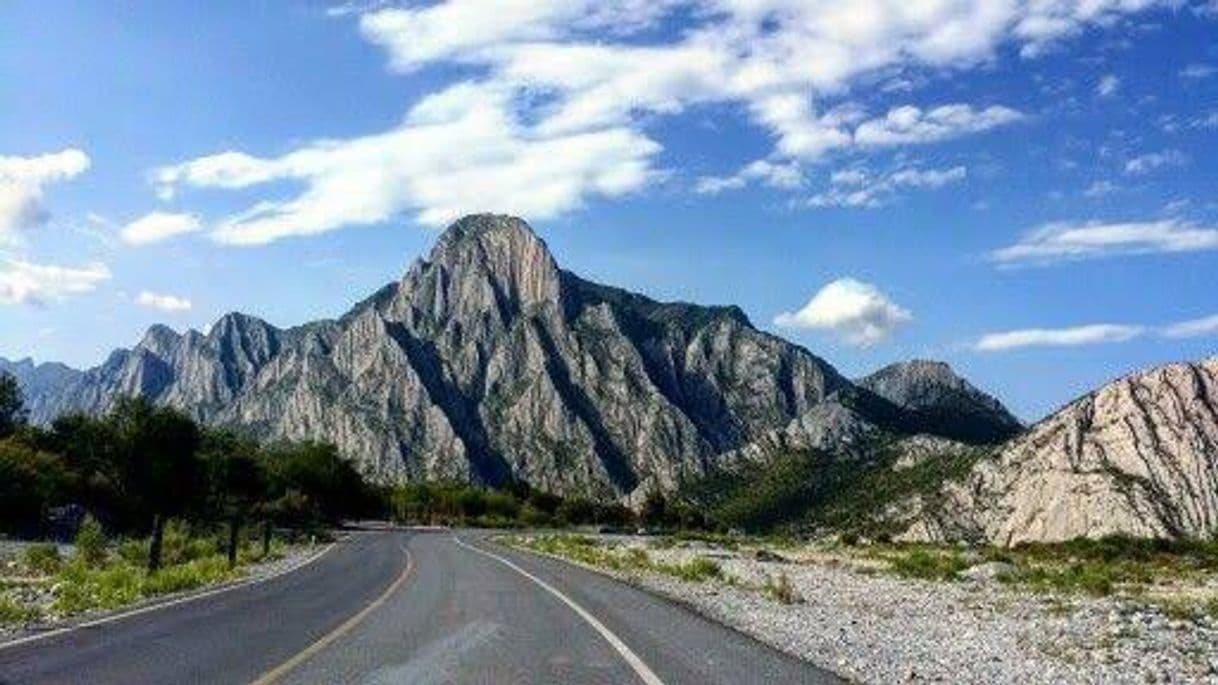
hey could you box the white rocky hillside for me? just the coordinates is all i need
[902,357,1218,545]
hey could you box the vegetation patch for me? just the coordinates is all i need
[679,443,985,537]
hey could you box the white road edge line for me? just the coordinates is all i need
[453,535,665,685]
[0,541,337,652]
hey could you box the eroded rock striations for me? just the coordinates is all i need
[2,215,1018,500]
[903,358,1218,544]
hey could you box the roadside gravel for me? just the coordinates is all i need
[514,535,1218,685]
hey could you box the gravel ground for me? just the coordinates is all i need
[520,536,1218,685]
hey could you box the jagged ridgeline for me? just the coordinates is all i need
[0,214,1018,501]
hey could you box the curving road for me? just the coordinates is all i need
[0,529,840,684]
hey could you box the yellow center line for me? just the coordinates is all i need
[250,538,415,685]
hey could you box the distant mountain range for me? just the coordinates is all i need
[0,214,1016,499]
[6,214,1213,546]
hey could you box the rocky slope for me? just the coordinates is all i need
[902,357,1218,544]
[858,360,1022,444]
[2,215,1015,499]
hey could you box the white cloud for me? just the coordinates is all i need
[0,149,90,237]
[851,105,1022,147]
[1124,149,1188,175]
[991,219,1218,265]
[808,165,966,208]
[121,212,202,245]
[0,258,110,306]
[154,86,660,245]
[773,278,912,347]
[975,324,1144,351]
[1180,63,1217,79]
[695,159,804,195]
[135,291,192,313]
[1096,74,1120,97]
[1161,314,1218,339]
[1083,180,1118,198]
[148,1,1162,244]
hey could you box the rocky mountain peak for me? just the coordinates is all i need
[393,214,562,326]
[137,324,184,357]
[859,359,1022,444]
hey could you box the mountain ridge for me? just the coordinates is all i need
[1,214,1016,500]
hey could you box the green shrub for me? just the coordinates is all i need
[143,556,234,596]
[889,549,968,581]
[0,596,40,625]
[74,516,108,568]
[53,561,143,613]
[660,556,723,582]
[117,539,149,566]
[23,543,62,575]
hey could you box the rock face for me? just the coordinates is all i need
[858,360,1022,444]
[3,215,1016,499]
[906,358,1218,545]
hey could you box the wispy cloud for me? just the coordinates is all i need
[808,165,966,208]
[1097,73,1120,97]
[1180,63,1217,80]
[975,324,1145,351]
[121,212,202,246]
[774,278,912,347]
[1161,314,1218,339]
[1124,149,1188,175]
[990,219,1218,266]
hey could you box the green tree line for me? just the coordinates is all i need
[0,372,376,571]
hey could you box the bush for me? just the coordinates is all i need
[143,556,234,596]
[660,556,722,582]
[0,596,40,625]
[53,561,143,613]
[23,543,62,575]
[889,549,968,581]
[75,515,108,568]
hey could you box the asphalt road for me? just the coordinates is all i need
[0,529,841,684]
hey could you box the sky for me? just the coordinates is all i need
[1,1,1216,421]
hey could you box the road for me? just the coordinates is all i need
[0,529,840,684]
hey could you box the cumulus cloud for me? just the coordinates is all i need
[121,212,203,245]
[1124,149,1188,175]
[1096,74,1120,97]
[135,290,192,312]
[991,219,1218,265]
[975,324,1144,351]
[149,0,1160,244]
[0,258,110,306]
[808,165,966,208]
[773,278,912,347]
[0,149,90,238]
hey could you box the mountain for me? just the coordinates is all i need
[858,360,1022,444]
[2,214,1012,499]
[900,357,1218,545]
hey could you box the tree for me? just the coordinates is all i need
[109,398,204,572]
[641,489,669,530]
[203,430,267,567]
[0,439,68,535]
[0,373,28,439]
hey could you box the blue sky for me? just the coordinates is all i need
[1,1,1216,420]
